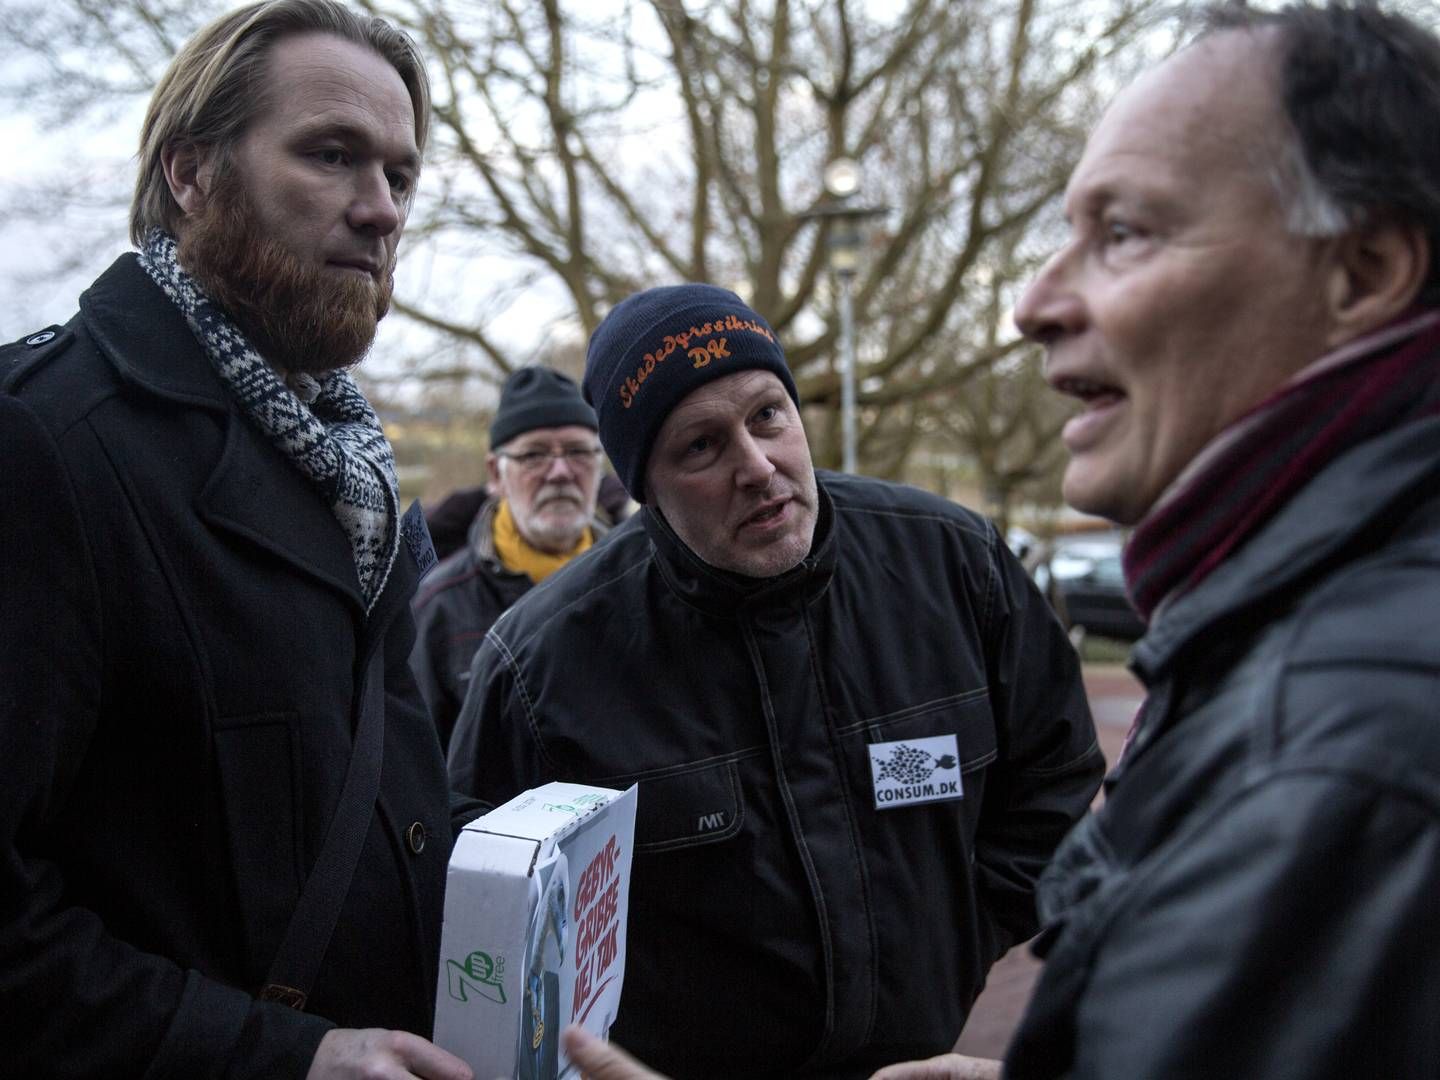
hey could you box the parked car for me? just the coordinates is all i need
[1027,532,1146,642]
[1005,525,1039,563]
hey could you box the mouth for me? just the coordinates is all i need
[535,491,582,510]
[1053,374,1127,450]
[327,258,383,279]
[739,498,790,532]
[1054,374,1125,406]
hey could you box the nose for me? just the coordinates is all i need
[733,431,777,490]
[542,451,576,482]
[1013,248,1084,345]
[347,165,402,237]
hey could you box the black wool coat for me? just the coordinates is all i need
[0,254,475,1078]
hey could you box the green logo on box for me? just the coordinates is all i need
[446,949,507,1005]
[543,793,605,815]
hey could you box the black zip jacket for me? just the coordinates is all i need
[1006,417,1440,1079]
[450,471,1102,1077]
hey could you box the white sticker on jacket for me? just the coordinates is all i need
[869,734,963,810]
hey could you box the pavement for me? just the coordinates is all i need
[952,664,1143,1061]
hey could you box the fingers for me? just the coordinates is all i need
[561,1025,668,1080]
[870,1053,1004,1080]
[306,1028,475,1080]
[395,1031,475,1080]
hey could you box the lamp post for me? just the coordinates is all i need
[808,157,886,474]
[833,249,859,475]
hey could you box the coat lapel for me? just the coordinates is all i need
[82,254,365,613]
[362,501,432,645]
[199,415,365,612]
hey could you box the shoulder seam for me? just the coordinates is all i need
[495,543,655,656]
[482,627,559,772]
[833,501,991,541]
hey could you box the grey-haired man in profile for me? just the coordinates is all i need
[1002,4,1440,1075]
[0,2,476,1077]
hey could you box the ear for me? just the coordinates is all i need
[160,141,217,219]
[1323,218,1430,348]
[485,453,504,490]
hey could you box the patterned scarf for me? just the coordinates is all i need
[139,230,399,613]
[1124,310,1440,622]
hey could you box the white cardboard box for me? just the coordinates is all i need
[434,782,638,1079]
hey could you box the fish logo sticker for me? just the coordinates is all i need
[869,734,963,810]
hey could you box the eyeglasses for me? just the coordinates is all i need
[495,446,604,473]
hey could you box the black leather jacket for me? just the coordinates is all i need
[1007,417,1440,1079]
[451,471,1102,1078]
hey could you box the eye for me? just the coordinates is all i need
[1101,216,1147,248]
[752,404,780,424]
[1104,219,1131,242]
[514,450,549,469]
[315,146,348,167]
[684,435,713,457]
[562,447,600,466]
[386,169,413,195]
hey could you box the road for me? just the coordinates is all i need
[952,664,1143,1061]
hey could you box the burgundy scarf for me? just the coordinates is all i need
[1123,311,1440,622]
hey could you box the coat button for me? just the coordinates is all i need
[406,821,427,854]
[25,331,55,347]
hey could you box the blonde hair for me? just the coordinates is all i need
[131,0,430,245]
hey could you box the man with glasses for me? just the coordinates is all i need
[411,366,610,749]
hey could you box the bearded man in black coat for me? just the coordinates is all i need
[0,3,478,1077]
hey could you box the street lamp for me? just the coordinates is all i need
[804,157,886,474]
[822,157,860,199]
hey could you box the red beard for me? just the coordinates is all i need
[177,168,394,375]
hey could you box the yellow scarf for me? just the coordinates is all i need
[493,498,593,584]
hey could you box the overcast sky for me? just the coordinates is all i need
[0,74,566,398]
[0,102,132,339]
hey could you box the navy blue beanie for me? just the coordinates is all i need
[582,284,800,501]
[489,367,597,449]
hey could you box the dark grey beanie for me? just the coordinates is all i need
[582,284,799,501]
[489,367,597,449]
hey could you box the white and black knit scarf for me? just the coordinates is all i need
[139,229,399,613]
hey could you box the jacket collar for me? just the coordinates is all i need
[79,253,230,411]
[466,495,510,572]
[1132,416,1440,681]
[82,252,372,617]
[642,476,837,618]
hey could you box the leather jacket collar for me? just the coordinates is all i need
[1133,416,1440,681]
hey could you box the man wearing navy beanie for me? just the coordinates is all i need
[450,285,1101,1076]
[581,283,800,502]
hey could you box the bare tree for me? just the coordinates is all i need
[0,0,1170,485]
[396,0,1168,464]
